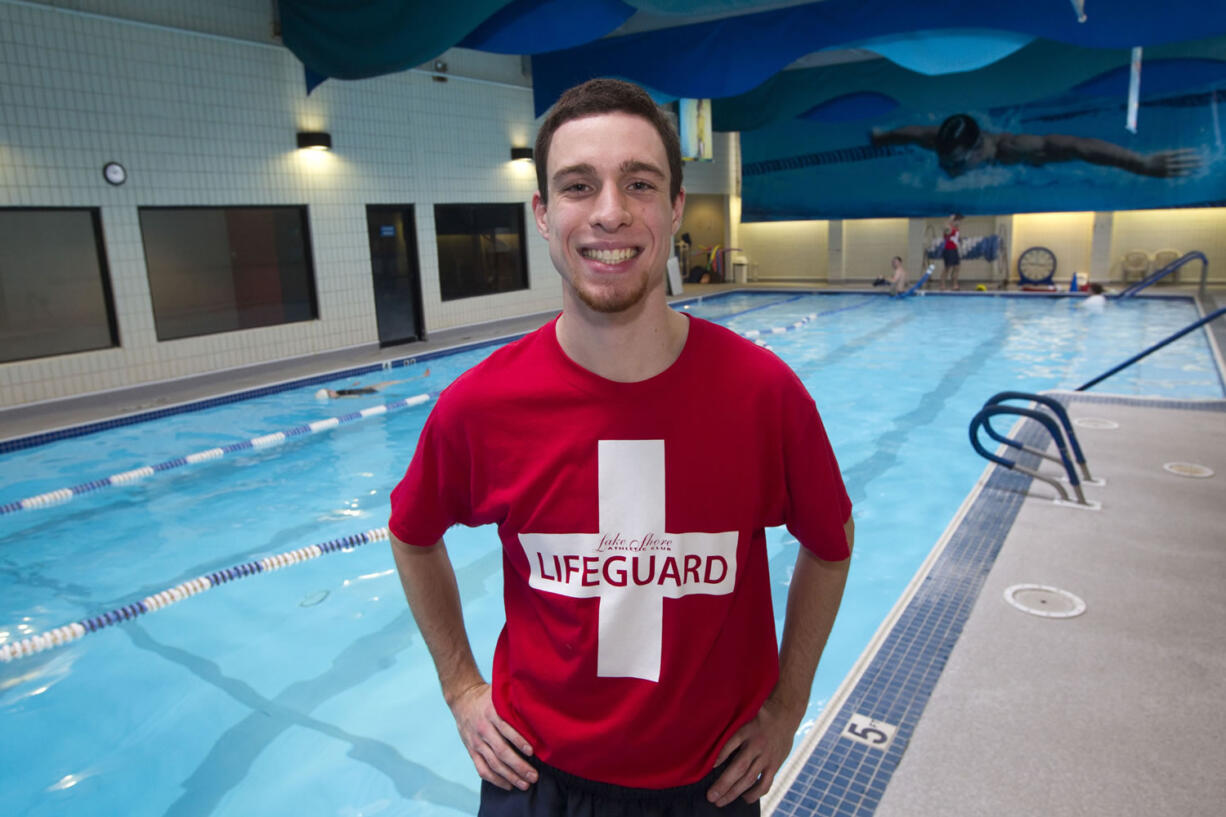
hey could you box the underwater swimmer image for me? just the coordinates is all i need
[871,113,1201,178]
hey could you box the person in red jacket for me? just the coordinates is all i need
[941,214,963,291]
[389,78,854,817]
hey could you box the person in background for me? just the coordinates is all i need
[888,256,908,296]
[941,214,962,291]
[874,256,909,295]
[388,78,853,817]
[1081,282,1107,312]
[315,369,429,400]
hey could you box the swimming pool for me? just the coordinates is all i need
[2,291,1220,817]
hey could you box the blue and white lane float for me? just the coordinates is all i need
[0,394,433,516]
[736,312,819,348]
[0,526,391,663]
[902,264,936,297]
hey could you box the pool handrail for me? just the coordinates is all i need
[1076,305,1226,391]
[902,263,935,297]
[981,391,1093,483]
[1117,251,1207,298]
[969,404,1086,504]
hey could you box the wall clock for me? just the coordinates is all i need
[103,161,127,186]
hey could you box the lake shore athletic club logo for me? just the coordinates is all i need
[520,440,739,682]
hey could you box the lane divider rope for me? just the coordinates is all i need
[737,312,819,345]
[3,295,863,517]
[0,526,391,663]
[1,395,433,516]
[730,296,877,347]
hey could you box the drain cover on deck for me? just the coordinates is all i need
[1004,584,1086,619]
[1073,417,1119,430]
[1163,462,1214,479]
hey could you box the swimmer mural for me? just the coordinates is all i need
[731,39,1226,220]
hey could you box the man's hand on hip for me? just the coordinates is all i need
[450,682,538,791]
[706,695,802,807]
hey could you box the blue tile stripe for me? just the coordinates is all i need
[0,526,392,663]
[1,393,436,516]
[774,392,1215,817]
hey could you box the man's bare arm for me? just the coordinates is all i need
[707,516,855,807]
[998,132,1201,177]
[391,535,538,790]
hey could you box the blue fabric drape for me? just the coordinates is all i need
[279,0,513,79]
[531,0,1226,115]
[712,37,1226,133]
[853,29,1034,75]
[459,0,636,53]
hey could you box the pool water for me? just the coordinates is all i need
[1,292,1219,817]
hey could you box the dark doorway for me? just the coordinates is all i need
[367,205,425,346]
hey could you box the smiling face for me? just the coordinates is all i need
[532,112,684,316]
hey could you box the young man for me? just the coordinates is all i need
[887,256,908,296]
[389,79,853,817]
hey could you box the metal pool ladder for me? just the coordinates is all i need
[969,391,1096,506]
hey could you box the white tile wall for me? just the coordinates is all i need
[1107,207,1226,284]
[28,0,274,43]
[1010,212,1096,286]
[842,218,909,282]
[0,1,576,408]
[738,221,829,281]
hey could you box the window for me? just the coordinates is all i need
[434,203,529,301]
[0,208,118,363]
[139,206,318,341]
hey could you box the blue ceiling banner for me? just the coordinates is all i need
[851,29,1034,76]
[624,1,783,13]
[459,0,636,54]
[712,37,1226,133]
[530,0,1226,115]
[279,0,513,80]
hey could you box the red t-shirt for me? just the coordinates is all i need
[389,315,851,788]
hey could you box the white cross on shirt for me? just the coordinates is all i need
[520,440,739,682]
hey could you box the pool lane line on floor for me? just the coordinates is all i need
[0,526,392,663]
[0,393,434,516]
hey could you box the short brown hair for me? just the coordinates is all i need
[535,78,683,204]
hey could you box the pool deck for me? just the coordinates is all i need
[872,393,1226,817]
[3,283,1225,817]
[767,391,1226,817]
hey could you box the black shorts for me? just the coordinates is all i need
[479,758,761,817]
[942,246,960,267]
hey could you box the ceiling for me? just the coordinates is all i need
[278,0,1226,128]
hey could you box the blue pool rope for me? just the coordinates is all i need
[2,301,848,517]
[1,394,433,516]
[736,312,818,344]
[0,526,391,663]
[729,296,877,347]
